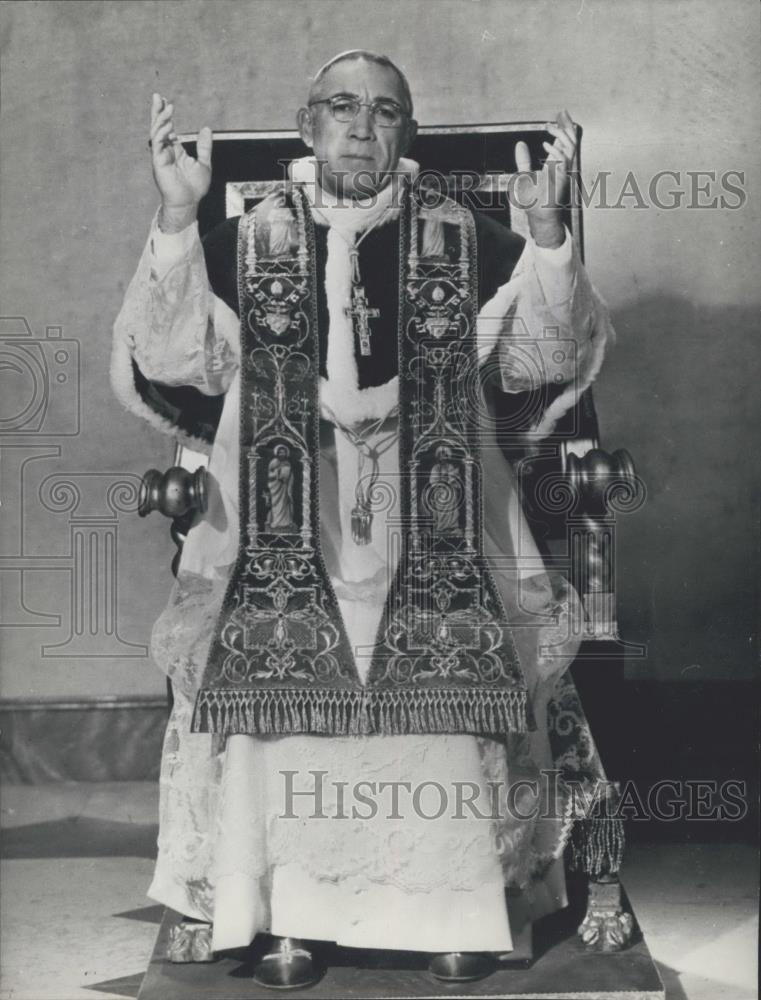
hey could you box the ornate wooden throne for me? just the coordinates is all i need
[137,121,643,968]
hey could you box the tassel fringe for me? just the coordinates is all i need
[191,687,527,737]
[569,816,625,877]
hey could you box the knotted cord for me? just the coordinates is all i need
[323,404,399,544]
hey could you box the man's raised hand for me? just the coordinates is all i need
[150,93,213,233]
[513,109,577,249]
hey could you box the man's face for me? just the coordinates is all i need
[297,58,417,200]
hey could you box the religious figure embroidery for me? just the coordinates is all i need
[425,445,463,535]
[266,204,297,257]
[264,444,295,531]
[420,212,448,259]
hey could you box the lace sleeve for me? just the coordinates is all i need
[477,233,612,436]
[112,213,239,396]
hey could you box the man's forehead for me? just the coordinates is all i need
[311,58,408,105]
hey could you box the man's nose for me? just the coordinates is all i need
[349,106,375,140]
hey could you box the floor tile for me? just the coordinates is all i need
[0,858,157,1000]
[623,843,758,999]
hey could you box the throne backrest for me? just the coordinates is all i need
[184,122,583,257]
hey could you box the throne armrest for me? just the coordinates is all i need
[563,444,638,639]
[495,386,642,640]
[138,445,209,577]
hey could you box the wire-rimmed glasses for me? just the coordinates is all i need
[308,95,408,128]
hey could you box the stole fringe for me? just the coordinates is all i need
[191,686,527,737]
[568,816,625,877]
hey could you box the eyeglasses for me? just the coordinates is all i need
[308,95,408,128]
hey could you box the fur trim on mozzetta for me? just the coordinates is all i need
[477,238,612,441]
[529,284,611,439]
[110,332,212,454]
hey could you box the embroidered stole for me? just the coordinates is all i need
[192,183,528,736]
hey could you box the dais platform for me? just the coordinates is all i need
[137,891,664,1000]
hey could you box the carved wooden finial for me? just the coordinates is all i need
[138,466,208,520]
[566,448,637,516]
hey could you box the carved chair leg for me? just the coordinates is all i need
[167,919,215,963]
[578,873,635,953]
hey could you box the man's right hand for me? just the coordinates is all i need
[150,93,213,233]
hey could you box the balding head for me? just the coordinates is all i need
[308,50,413,115]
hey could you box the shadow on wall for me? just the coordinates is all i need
[598,294,760,682]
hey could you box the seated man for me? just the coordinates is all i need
[112,50,611,987]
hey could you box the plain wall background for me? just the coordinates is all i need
[1,0,758,699]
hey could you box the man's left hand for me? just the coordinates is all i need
[514,109,577,249]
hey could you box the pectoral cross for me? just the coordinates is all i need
[345,283,380,357]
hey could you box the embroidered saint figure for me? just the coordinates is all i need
[267,204,297,256]
[421,212,447,259]
[264,444,295,530]
[426,445,463,535]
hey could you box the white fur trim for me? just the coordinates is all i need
[110,332,211,454]
[477,239,612,441]
[530,284,611,439]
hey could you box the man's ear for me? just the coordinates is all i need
[402,117,418,156]
[296,107,314,149]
